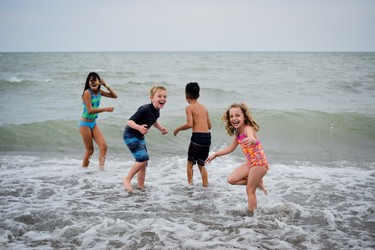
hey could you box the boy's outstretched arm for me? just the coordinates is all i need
[154,121,168,134]
[173,107,193,136]
[128,120,148,134]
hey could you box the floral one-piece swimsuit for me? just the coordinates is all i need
[237,133,269,170]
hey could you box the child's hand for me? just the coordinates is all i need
[242,137,256,146]
[160,127,168,135]
[173,128,179,136]
[138,124,148,134]
[205,153,216,164]
[107,107,114,112]
[100,79,107,88]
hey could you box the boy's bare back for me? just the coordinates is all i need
[173,82,211,136]
[186,101,211,133]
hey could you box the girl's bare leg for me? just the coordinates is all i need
[92,126,107,170]
[79,126,94,168]
[227,162,249,185]
[246,166,268,212]
[187,160,194,185]
[227,162,268,195]
[198,165,208,187]
[123,161,148,192]
[258,179,268,195]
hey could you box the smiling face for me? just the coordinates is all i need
[88,76,100,91]
[151,89,167,110]
[229,107,245,131]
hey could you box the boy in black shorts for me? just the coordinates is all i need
[174,82,212,187]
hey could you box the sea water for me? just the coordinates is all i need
[0,52,374,249]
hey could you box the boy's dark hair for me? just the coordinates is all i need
[185,82,200,99]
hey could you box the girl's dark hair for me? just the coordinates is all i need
[185,82,200,99]
[82,72,101,96]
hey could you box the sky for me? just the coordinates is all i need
[0,0,375,52]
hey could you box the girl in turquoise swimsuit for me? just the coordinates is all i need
[79,72,117,169]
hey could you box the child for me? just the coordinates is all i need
[205,103,268,214]
[123,86,168,192]
[174,82,212,187]
[79,72,118,170]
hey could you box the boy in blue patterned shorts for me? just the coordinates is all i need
[123,86,168,192]
[174,82,212,187]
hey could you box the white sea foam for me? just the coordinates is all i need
[8,77,23,83]
[0,154,374,249]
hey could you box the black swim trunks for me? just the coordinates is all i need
[188,132,211,166]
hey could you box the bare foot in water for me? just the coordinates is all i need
[246,210,254,217]
[258,180,268,195]
[99,156,105,171]
[123,177,133,192]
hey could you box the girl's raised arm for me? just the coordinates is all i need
[100,79,117,98]
[243,126,257,146]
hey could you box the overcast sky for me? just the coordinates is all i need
[1,0,374,52]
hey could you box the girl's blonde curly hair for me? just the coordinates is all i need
[222,103,260,136]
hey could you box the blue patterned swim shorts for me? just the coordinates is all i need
[124,132,149,162]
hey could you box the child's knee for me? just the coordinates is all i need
[198,165,206,171]
[246,184,257,194]
[227,176,235,185]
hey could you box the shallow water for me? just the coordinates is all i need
[0,155,374,249]
[1,52,374,249]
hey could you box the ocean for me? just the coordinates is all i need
[0,52,374,249]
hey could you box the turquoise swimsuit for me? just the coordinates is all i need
[79,120,96,130]
[78,89,101,130]
[82,89,101,120]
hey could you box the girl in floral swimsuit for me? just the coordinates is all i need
[206,103,268,214]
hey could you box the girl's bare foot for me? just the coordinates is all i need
[99,156,105,170]
[258,180,268,195]
[82,155,90,168]
[246,210,254,217]
[123,177,133,192]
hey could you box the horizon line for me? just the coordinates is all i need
[1,50,375,53]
